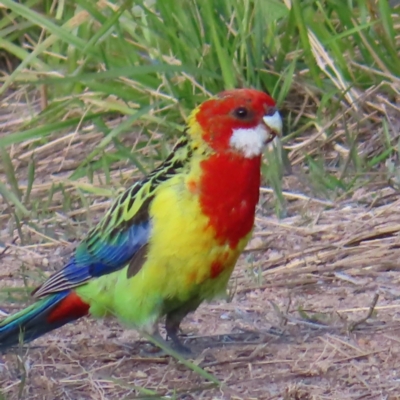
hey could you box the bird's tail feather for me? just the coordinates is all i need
[0,291,89,351]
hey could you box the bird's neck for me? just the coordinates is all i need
[195,152,262,248]
[160,131,262,248]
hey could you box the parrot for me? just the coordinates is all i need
[0,88,282,354]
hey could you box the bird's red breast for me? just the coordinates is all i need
[198,152,261,248]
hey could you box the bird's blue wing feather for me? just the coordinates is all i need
[32,183,153,297]
[80,221,150,278]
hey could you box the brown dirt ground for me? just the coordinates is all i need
[1,189,400,400]
[1,88,400,399]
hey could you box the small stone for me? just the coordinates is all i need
[134,370,148,378]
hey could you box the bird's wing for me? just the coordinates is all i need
[33,135,192,298]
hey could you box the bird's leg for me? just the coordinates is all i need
[165,297,202,355]
[141,321,191,357]
[165,311,191,354]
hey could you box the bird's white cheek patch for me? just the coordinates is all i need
[229,124,270,158]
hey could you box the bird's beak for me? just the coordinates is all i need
[263,110,282,143]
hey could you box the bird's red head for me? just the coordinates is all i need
[190,89,282,158]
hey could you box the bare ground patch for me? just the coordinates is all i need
[1,191,400,399]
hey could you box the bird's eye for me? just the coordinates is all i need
[233,107,249,119]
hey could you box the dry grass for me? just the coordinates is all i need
[1,85,400,400]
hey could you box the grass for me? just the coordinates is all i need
[0,0,399,398]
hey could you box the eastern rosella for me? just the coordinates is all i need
[0,89,282,353]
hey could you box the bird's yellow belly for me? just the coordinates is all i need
[77,176,250,330]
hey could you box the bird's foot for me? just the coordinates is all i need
[141,331,192,358]
[170,338,192,356]
[167,331,192,356]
